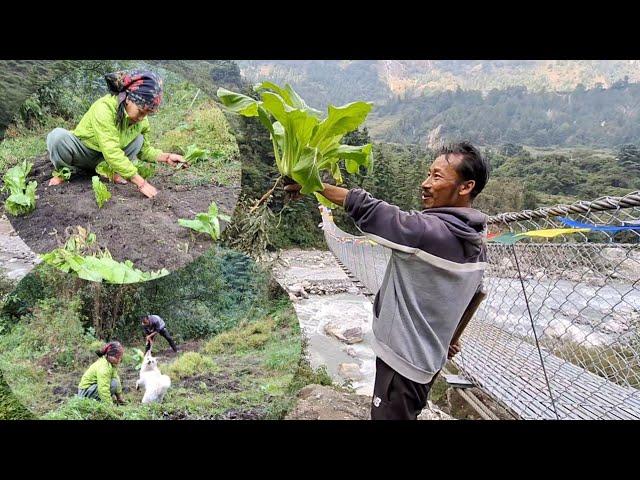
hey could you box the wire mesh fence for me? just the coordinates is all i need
[319,191,640,419]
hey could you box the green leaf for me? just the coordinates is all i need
[314,192,340,209]
[216,88,260,117]
[92,176,111,209]
[184,144,210,163]
[178,218,206,233]
[310,102,373,147]
[40,239,168,284]
[257,106,275,135]
[254,82,321,116]
[291,147,323,195]
[52,167,72,180]
[95,161,116,182]
[330,162,344,184]
[331,143,374,174]
[1,161,31,192]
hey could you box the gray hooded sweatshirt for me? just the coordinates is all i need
[345,188,488,384]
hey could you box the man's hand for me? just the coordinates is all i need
[131,174,158,198]
[159,153,188,169]
[283,183,304,201]
[448,340,462,360]
[115,395,126,405]
[284,182,349,207]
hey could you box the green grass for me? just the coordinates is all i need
[203,317,276,355]
[0,119,60,173]
[165,352,219,379]
[0,370,34,419]
[145,81,240,188]
[43,396,160,420]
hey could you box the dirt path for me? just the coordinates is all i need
[0,215,38,282]
[4,154,240,272]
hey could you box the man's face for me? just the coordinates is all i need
[142,318,149,326]
[421,154,473,209]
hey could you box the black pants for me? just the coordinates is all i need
[145,328,178,353]
[370,357,438,420]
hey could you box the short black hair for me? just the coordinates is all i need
[436,141,490,199]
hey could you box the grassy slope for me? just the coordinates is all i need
[0,276,331,420]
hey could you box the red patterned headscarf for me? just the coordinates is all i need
[104,70,163,127]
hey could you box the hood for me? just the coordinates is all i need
[422,206,488,258]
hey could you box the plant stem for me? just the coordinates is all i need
[188,89,201,111]
[249,176,283,214]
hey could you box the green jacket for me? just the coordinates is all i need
[78,356,123,403]
[71,94,163,179]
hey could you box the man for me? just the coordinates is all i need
[141,314,179,354]
[286,141,490,420]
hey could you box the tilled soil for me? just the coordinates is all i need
[4,154,240,272]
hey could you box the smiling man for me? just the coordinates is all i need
[288,141,490,420]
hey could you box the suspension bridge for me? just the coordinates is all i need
[319,191,640,420]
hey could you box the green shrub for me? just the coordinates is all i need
[165,352,218,379]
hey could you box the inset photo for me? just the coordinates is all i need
[0,248,330,420]
[0,61,241,278]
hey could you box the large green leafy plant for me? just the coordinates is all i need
[40,227,169,284]
[217,82,373,207]
[1,161,37,216]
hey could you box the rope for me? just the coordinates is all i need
[511,244,560,419]
[489,190,640,224]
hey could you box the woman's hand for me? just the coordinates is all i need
[131,174,158,198]
[158,153,188,169]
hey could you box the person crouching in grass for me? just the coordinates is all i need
[77,341,126,405]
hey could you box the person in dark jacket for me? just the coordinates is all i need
[141,314,178,354]
[285,141,490,420]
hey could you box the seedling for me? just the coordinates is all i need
[1,160,37,216]
[92,176,111,208]
[178,201,231,241]
[52,167,72,181]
